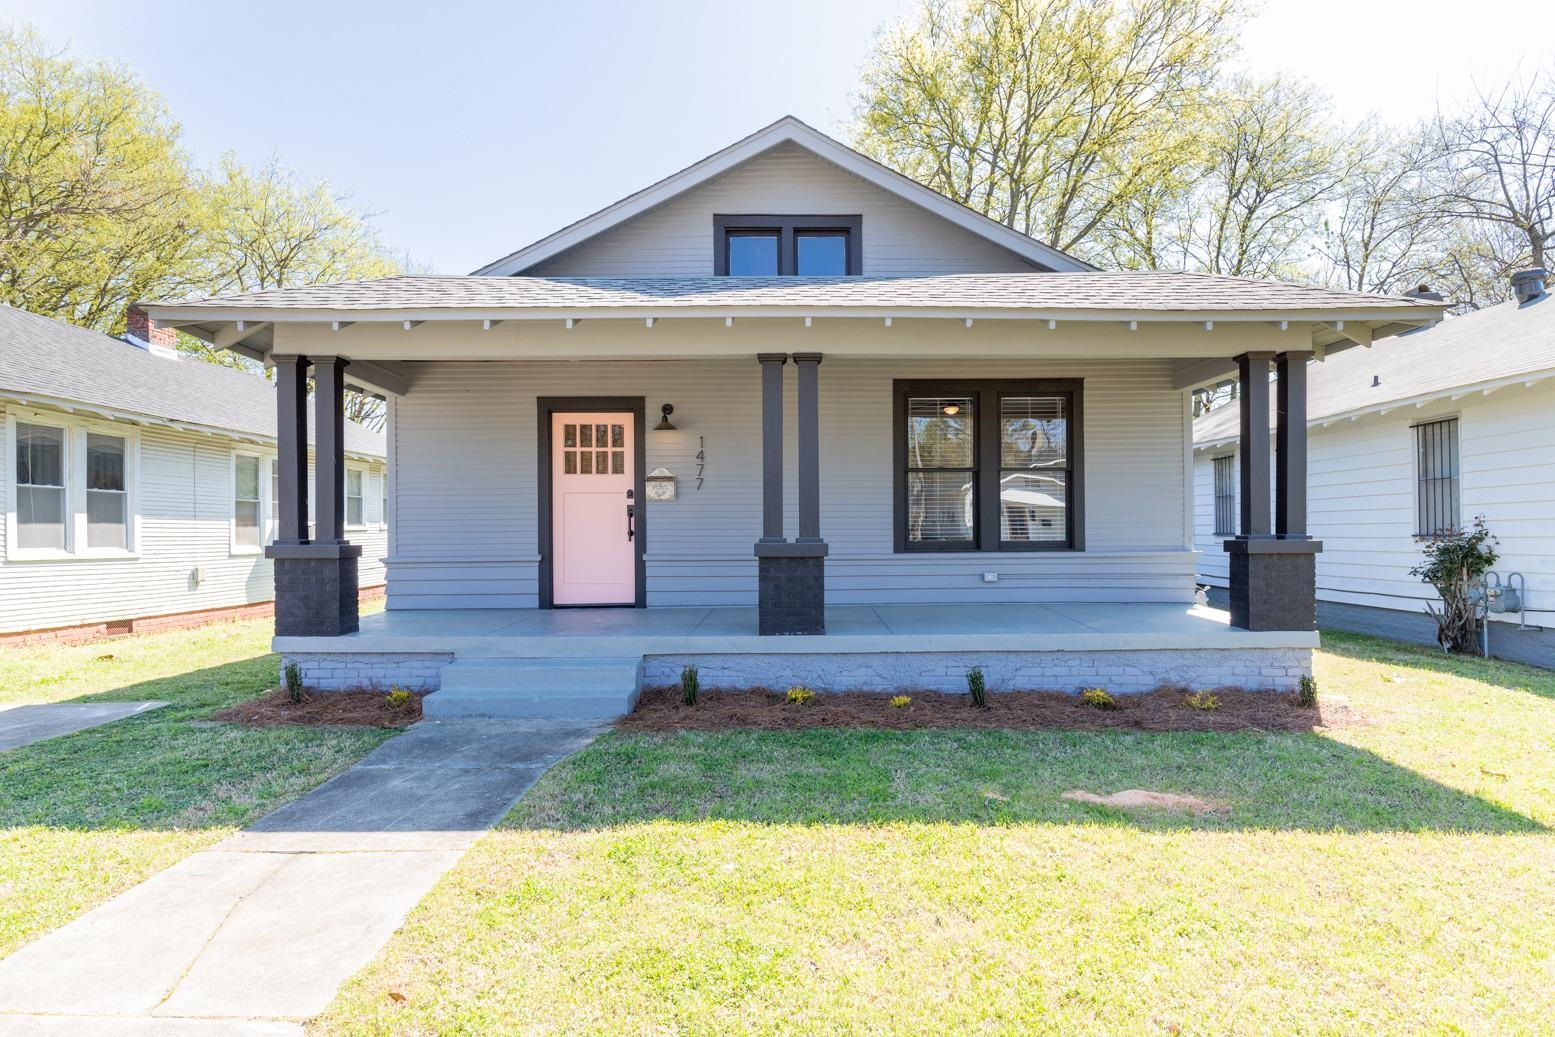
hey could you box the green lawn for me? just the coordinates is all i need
[317,632,1555,1036]
[0,611,393,957]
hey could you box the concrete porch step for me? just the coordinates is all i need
[424,657,643,720]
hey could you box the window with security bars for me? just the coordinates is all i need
[896,381,1080,551]
[1212,455,1236,536]
[1415,418,1460,536]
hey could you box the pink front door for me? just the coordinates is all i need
[551,412,637,605]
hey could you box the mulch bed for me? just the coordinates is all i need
[620,686,1365,733]
[213,688,423,728]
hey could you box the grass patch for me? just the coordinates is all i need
[316,631,1555,1035]
[0,610,392,957]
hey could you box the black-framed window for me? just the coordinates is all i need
[1415,417,1460,536]
[714,214,861,276]
[1212,454,1236,536]
[894,380,1082,552]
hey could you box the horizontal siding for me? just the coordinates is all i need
[388,358,1195,608]
[1193,381,1555,622]
[1,404,386,633]
[526,142,1040,278]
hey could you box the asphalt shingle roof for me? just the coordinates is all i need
[152,272,1439,315]
[1194,294,1555,445]
[0,305,385,457]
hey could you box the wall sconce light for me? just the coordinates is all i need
[653,403,677,431]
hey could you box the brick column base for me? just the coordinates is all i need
[1225,539,1321,631]
[755,544,827,635]
[267,543,363,637]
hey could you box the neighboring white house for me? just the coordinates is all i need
[1193,274,1555,667]
[0,304,387,643]
[145,116,1444,715]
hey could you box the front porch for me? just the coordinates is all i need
[276,602,1317,711]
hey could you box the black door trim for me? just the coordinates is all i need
[537,397,647,608]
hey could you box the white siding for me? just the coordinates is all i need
[1193,381,1555,625]
[0,401,387,634]
[525,142,1042,278]
[388,358,1195,609]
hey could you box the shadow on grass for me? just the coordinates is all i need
[507,727,1545,835]
[1321,629,1555,700]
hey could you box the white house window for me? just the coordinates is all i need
[233,454,262,549]
[346,469,365,527]
[16,421,67,550]
[1415,417,1460,536]
[1212,455,1236,536]
[269,458,279,542]
[85,433,128,549]
[379,471,388,528]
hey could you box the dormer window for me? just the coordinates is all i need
[714,215,861,276]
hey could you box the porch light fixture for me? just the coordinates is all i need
[653,403,677,431]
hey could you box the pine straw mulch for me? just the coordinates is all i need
[619,686,1366,734]
[212,688,423,728]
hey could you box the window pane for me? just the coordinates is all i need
[270,460,279,522]
[907,471,975,542]
[347,497,364,526]
[347,470,363,496]
[87,490,127,549]
[234,500,261,547]
[595,451,607,474]
[727,232,778,276]
[906,398,974,468]
[579,450,592,474]
[1000,397,1066,468]
[612,450,625,475]
[580,424,593,448]
[86,434,126,491]
[564,424,577,448]
[1000,471,1066,542]
[234,456,260,500]
[610,424,624,448]
[17,486,65,549]
[796,232,847,275]
[564,451,577,474]
[17,423,64,487]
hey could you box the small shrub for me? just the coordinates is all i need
[680,664,700,706]
[385,688,413,709]
[1296,674,1318,708]
[967,666,987,709]
[1079,687,1117,710]
[284,662,304,705]
[890,695,911,709]
[785,686,816,705]
[1184,691,1219,711]
[1410,515,1498,653]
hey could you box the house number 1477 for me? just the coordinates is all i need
[696,436,705,490]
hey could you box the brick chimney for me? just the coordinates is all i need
[125,306,179,358]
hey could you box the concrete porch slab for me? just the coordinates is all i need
[0,701,168,751]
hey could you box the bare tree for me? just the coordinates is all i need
[1316,124,1443,295]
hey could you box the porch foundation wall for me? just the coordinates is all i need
[281,652,455,692]
[642,647,1314,694]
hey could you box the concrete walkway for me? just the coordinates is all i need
[0,701,168,752]
[0,718,602,1035]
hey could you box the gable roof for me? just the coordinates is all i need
[472,116,1095,277]
[1193,294,1555,447]
[0,304,385,458]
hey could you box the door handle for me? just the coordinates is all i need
[626,504,635,541]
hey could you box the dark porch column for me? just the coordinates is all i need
[266,354,362,638]
[753,352,826,636]
[1224,350,1322,631]
[272,355,310,545]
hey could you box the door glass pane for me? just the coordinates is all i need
[595,425,608,447]
[595,451,607,474]
[564,451,577,475]
[727,232,778,276]
[564,424,577,448]
[1000,471,1067,542]
[579,451,593,474]
[579,424,593,448]
[1000,396,1066,467]
[612,451,625,475]
[17,486,65,549]
[905,397,974,467]
[611,424,624,448]
[796,231,847,275]
[907,472,975,542]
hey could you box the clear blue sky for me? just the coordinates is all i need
[9,0,1551,273]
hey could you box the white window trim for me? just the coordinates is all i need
[5,407,139,562]
[230,450,268,556]
[345,465,367,530]
[377,465,389,531]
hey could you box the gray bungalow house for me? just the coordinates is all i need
[0,304,387,643]
[144,117,1444,717]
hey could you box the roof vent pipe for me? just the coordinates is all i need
[1511,268,1547,304]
